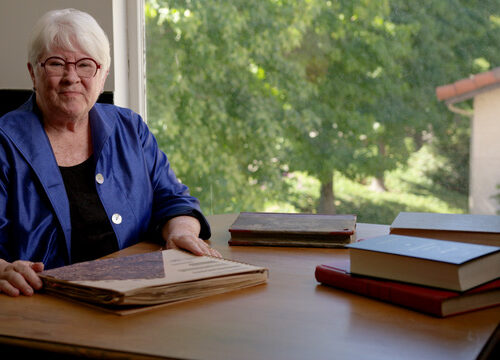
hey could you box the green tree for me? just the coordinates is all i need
[146,0,313,213]
[145,0,500,214]
[389,0,500,194]
[285,0,500,211]
[283,0,415,212]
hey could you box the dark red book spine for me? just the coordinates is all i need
[316,260,499,317]
[315,261,450,317]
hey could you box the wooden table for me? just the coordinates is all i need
[0,214,498,359]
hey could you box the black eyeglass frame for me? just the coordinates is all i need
[39,56,102,78]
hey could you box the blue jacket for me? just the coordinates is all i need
[0,96,210,269]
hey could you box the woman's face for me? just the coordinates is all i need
[28,46,108,122]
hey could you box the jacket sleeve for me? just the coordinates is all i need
[135,113,211,239]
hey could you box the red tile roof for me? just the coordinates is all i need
[436,67,500,102]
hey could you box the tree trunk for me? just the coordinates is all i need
[370,177,387,192]
[370,141,388,192]
[318,173,336,214]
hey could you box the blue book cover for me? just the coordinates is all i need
[346,235,500,291]
[346,234,500,264]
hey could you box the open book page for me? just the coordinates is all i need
[41,249,265,294]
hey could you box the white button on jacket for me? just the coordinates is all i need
[112,213,122,224]
[95,173,104,184]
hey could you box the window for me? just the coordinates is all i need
[144,0,500,221]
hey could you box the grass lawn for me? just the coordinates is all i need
[265,147,468,225]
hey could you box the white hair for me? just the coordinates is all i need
[28,8,111,75]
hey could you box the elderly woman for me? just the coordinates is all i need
[0,8,219,297]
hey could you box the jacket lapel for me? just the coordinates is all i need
[89,104,114,160]
[1,97,72,259]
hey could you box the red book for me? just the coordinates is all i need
[315,259,500,317]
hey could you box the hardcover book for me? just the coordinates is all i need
[346,234,500,291]
[39,249,268,315]
[315,259,500,317]
[389,212,500,247]
[228,212,356,248]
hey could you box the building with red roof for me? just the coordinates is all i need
[436,67,500,214]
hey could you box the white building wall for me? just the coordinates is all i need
[469,86,500,214]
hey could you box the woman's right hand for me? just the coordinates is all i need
[0,259,44,296]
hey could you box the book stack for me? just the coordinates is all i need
[315,233,500,317]
[228,212,357,248]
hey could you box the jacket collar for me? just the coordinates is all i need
[1,94,116,161]
[89,104,115,159]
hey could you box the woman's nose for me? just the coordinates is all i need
[61,64,81,81]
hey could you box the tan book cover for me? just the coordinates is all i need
[389,212,500,246]
[39,249,268,315]
[228,212,356,248]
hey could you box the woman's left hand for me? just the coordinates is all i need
[161,216,221,258]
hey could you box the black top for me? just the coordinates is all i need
[59,157,119,263]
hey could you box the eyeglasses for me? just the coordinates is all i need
[39,56,101,78]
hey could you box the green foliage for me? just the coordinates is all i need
[146,0,302,213]
[388,0,500,196]
[271,146,467,224]
[145,0,500,214]
[286,0,416,182]
[425,114,470,194]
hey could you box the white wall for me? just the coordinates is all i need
[469,86,500,214]
[0,0,145,117]
[0,0,114,91]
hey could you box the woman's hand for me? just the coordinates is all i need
[0,259,44,296]
[162,216,221,258]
